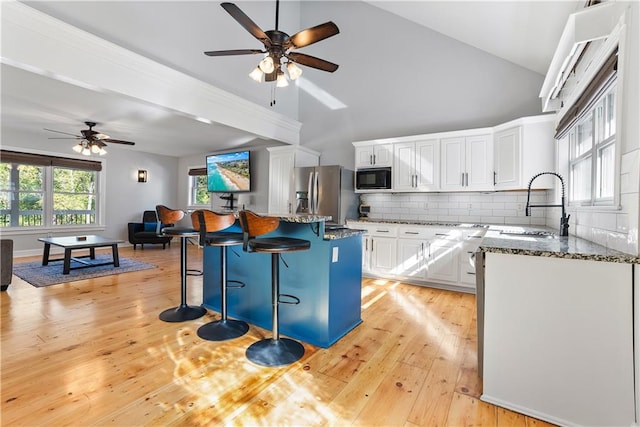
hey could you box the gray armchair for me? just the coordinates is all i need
[1,239,13,291]
[127,211,173,249]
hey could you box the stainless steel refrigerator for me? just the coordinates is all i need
[294,165,356,226]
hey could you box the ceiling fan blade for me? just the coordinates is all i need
[204,49,264,57]
[44,128,82,137]
[221,2,271,49]
[47,137,81,140]
[285,22,339,50]
[287,52,339,73]
[102,139,135,146]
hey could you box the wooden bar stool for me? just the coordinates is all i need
[156,205,206,322]
[191,210,249,341]
[239,210,310,367]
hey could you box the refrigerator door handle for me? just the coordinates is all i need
[307,171,314,213]
[313,171,320,214]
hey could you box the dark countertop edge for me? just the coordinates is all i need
[323,229,367,240]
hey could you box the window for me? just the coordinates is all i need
[190,175,210,206]
[188,167,209,206]
[567,82,616,206]
[0,150,101,229]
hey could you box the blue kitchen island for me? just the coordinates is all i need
[202,214,364,348]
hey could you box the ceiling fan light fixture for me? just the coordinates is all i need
[90,143,101,154]
[286,62,302,80]
[98,147,107,156]
[81,147,91,156]
[249,66,264,82]
[72,143,83,153]
[259,55,275,74]
[276,70,289,88]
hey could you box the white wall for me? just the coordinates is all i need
[177,146,272,214]
[297,1,547,168]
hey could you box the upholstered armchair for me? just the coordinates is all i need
[127,210,173,249]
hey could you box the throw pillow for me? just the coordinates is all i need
[143,222,158,232]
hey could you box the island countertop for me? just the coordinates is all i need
[479,226,639,264]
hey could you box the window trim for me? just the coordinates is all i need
[567,79,617,208]
[187,165,210,209]
[0,146,106,234]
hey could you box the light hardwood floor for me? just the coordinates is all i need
[1,244,556,426]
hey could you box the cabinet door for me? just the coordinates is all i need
[494,126,521,190]
[373,144,393,167]
[415,139,439,190]
[393,142,416,190]
[362,235,371,273]
[466,134,493,190]
[370,237,397,275]
[355,146,375,168]
[440,137,465,191]
[426,239,459,283]
[397,238,426,279]
[268,152,294,214]
[458,240,480,288]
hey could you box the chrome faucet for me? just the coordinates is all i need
[525,172,570,237]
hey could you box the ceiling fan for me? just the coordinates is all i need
[204,1,339,86]
[44,121,135,156]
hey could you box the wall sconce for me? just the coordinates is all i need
[137,170,148,183]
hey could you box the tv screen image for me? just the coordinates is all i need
[206,151,251,193]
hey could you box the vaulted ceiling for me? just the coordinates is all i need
[1,1,580,157]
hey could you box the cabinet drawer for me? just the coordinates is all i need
[369,225,398,237]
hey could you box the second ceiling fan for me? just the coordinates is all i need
[204,1,339,85]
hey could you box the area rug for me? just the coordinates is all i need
[13,255,157,287]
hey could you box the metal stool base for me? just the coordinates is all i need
[246,338,305,367]
[197,319,249,341]
[159,305,206,323]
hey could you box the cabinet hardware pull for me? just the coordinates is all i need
[404,231,419,235]
[467,272,476,275]
[465,172,469,187]
[435,233,447,236]
[461,173,465,186]
[370,154,373,165]
[373,154,376,164]
[376,230,389,233]
[493,171,497,186]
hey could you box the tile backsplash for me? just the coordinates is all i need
[359,191,549,226]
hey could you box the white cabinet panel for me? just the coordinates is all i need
[355,143,392,168]
[393,139,439,191]
[267,146,319,214]
[483,253,634,426]
[441,134,492,191]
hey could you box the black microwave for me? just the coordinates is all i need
[355,168,392,190]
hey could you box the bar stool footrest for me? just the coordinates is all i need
[246,338,305,367]
[278,293,300,305]
[197,319,249,341]
[226,279,246,289]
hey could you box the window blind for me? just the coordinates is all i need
[555,49,618,139]
[0,150,103,171]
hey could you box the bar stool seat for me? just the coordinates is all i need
[191,210,249,341]
[239,210,310,367]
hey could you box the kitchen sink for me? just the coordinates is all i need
[500,230,557,238]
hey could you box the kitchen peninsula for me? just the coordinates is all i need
[201,214,364,348]
[477,230,639,426]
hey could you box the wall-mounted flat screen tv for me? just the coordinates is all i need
[206,150,251,193]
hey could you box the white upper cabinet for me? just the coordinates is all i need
[493,115,555,190]
[441,133,493,191]
[393,139,439,191]
[354,143,393,168]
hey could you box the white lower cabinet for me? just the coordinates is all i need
[350,221,484,292]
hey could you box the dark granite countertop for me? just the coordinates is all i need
[323,228,366,240]
[346,218,638,263]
